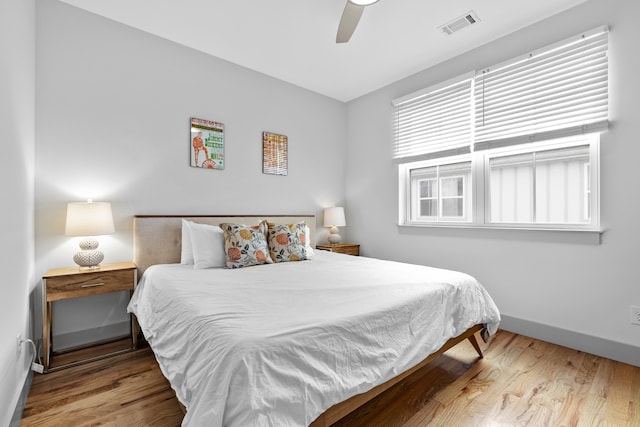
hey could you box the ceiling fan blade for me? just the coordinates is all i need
[336,2,364,43]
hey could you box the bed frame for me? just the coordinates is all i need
[132,214,488,426]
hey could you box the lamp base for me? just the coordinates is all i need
[73,250,104,269]
[78,264,102,271]
[328,226,342,244]
[73,238,104,269]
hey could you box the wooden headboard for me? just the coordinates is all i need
[133,215,316,276]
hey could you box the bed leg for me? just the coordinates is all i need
[468,334,484,359]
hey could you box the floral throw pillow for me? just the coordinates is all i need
[267,222,313,263]
[220,221,272,269]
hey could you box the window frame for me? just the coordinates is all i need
[482,135,600,230]
[399,134,600,232]
[401,154,473,226]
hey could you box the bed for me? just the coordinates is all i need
[128,215,500,426]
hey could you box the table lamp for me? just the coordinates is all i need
[65,200,115,269]
[323,207,346,244]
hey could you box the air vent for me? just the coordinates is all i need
[438,11,480,35]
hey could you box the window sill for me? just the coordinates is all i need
[400,222,602,233]
[398,222,604,244]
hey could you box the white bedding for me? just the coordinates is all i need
[127,251,500,426]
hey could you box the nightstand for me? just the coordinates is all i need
[42,262,138,372]
[316,243,360,256]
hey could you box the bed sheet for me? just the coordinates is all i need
[128,250,500,426]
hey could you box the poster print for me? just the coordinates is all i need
[262,132,288,176]
[190,117,224,169]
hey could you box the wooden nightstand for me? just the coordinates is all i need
[42,262,138,372]
[316,243,360,256]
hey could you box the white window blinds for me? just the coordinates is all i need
[392,27,608,161]
[474,27,608,151]
[392,76,473,162]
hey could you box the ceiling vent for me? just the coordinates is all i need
[438,11,480,35]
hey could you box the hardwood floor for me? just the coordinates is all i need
[21,345,183,427]
[21,330,640,426]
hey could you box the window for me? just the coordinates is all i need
[408,161,472,222]
[486,138,597,226]
[394,27,607,231]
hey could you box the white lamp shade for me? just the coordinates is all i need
[65,201,115,236]
[323,207,346,227]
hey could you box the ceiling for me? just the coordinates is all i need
[57,0,587,102]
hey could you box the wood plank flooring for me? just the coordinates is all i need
[21,330,640,426]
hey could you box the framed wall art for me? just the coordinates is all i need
[190,117,224,169]
[262,131,288,176]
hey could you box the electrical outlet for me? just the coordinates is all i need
[631,306,640,325]
[16,333,22,357]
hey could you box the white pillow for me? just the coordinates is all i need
[186,221,226,269]
[180,219,194,265]
[305,225,314,259]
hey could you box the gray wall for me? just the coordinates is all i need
[345,0,640,366]
[0,0,36,423]
[35,1,347,347]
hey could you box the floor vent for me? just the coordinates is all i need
[438,11,480,35]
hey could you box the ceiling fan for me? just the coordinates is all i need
[336,0,380,43]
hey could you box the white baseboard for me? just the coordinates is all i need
[9,370,33,427]
[500,314,640,367]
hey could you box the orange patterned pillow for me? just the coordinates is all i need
[220,221,272,268]
[267,222,313,263]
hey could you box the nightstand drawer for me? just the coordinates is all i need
[46,269,135,301]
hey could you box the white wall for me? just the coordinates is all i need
[346,0,640,366]
[0,0,36,424]
[35,1,347,347]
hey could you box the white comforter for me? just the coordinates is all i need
[127,251,500,426]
